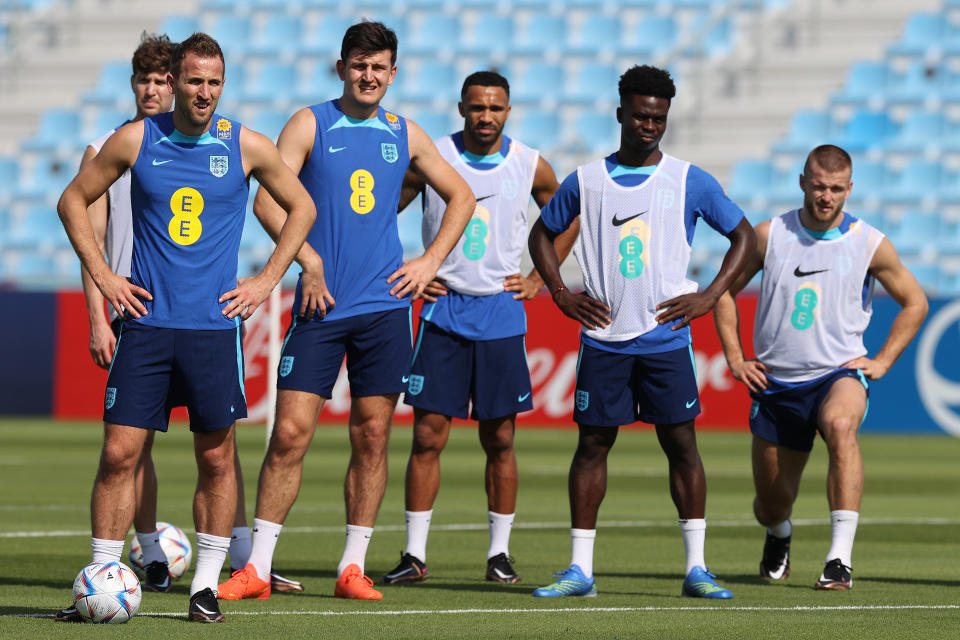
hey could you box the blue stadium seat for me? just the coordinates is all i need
[13,252,58,281]
[839,110,897,152]
[250,109,290,142]
[511,61,564,104]
[82,61,130,106]
[399,60,458,103]
[882,210,940,254]
[888,61,943,106]
[513,14,567,55]
[0,157,20,200]
[249,14,302,57]
[565,62,620,104]
[294,61,341,104]
[623,15,677,56]
[727,159,773,202]
[210,16,252,56]
[460,14,513,56]
[242,61,297,102]
[882,160,943,205]
[407,13,459,55]
[18,156,74,201]
[514,110,561,153]
[887,12,947,58]
[683,15,733,57]
[8,205,67,249]
[159,15,199,42]
[22,109,82,152]
[831,61,889,106]
[771,110,835,155]
[885,110,944,154]
[398,205,424,258]
[901,258,941,292]
[568,14,621,55]
[410,110,453,140]
[302,15,355,57]
[570,111,619,154]
[89,108,131,140]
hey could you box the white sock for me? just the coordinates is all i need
[826,510,859,567]
[248,518,283,581]
[487,511,515,559]
[403,510,432,563]
[570,528,596,579]
[679,518,707,575]
[190,532,230,597]
[768,519,792,539]
[337,524,374,577]
[229,526,252,571]
[91,537,124,564]
[136,529,166,565]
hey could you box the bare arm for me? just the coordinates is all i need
[58,122,151,319]
[77,145,115,369]
[252,108,334,319]
[713,220,769,392]
[387,119,475,300]
[222,125,317,320]
[397,167,425,213]
[505,155,581,300]
[656,216,757,329]
[529,216,610,330]
[842,237,928,379]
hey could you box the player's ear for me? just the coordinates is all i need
[616,106,622,124]
[798,172,805,192]
[458,102,465,118]
[335,59,346,81]
[504,104,511,121]
[166,72,175,93]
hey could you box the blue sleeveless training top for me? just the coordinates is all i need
[294,99,411,321]
[129,111,247,330]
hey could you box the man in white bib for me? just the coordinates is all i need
[528,65,755,599]
[713,145,928,590]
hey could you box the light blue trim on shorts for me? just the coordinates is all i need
[411,318,426,365]
[575,343,584,376]
[688,344,697,376]
[235,322,246,401]
[280,315,298,356]
[107,321,124,376]
[856,368,869,425]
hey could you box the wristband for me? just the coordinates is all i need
[551,285,568,301]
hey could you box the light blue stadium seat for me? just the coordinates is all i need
[888,61,943,106]
[840,110,897,152]
[887,12,947,58]
[243,61,297,102]
[570,111,619,154]
[683,15,733,57]
[511,61,564,104]
[294,61,341,103]
[8,205,67,249]
[565,61,620,104]
[460,14,514,56]
[882,160,943,205]
[82,61,130,105]
[902,258,941,293]
[568,14,621,55]
[772,109,835,155]
[399,60,458,103]
[0,157,20,197]
[831,61,889,106]
[302,15,355,57]
[410,110,452,140]
[882,211,940,254]
[22,109,82,152]
[727,159,773,202]
[210,16,252,56]
[250,109,290,142]
[408,13,459,55]
[398,205,424,258]
[513,14,567,55]
[623,15,677,56]
[885,110,944,154]
[250,14,302,57]
[159,15,199,42]
[90,108,131,140]
[13,253,58,281]
[514,110,561,153]
[18,156,74,201]
[937,217,960,254]
[768,158,806,202]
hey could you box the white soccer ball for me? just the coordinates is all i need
[72,561,141,624]
[128,522,193,580]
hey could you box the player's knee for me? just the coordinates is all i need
[822,415,860,447]
[351,421,390,458]
[195,445,234,478]
[754,495,790,526]
[268,418,315,459]
[480,431,514,459]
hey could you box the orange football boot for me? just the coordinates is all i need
[217,563,270,600]
[334,564,382,600]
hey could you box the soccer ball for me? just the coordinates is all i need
[72,561,141,624]
[128,522,193,580]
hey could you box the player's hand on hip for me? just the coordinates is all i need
[299,266,336,319]
[220,275,271,320]
[730,359,769,393]
[842,356,888,380]
[655,292,717,329]
[89,321,116,370]
[504,274,541,300]
[554,289,611,330]
[387,254,440,300]
[98,272,151,319]
[420,279,449,303]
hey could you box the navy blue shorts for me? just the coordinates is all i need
[749,368,869,452]
[573,343,701,427]
[103,322,246,432]
[277,308,412,398]
[402,320,533,421]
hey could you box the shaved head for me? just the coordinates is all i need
[804,144,851,176]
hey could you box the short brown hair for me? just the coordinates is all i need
[170,32,224,79]
[131,32,174,77]
[340,21,398,65]
[805,144,852,175]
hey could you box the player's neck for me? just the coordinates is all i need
[615,147,661,167]
[171,110,210,137]
[798,207,843,232]
[461,131,502,157]
[338,95,379,120]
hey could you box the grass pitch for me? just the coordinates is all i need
[1,418,958,639]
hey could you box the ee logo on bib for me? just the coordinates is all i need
[168,187,204,246]
[350,169,375,214]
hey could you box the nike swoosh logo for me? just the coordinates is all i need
[195,603,216,615]
[794,266,829,277]
[492,568,512,579]
[401,376,409,383]
[328,145,346,153]
[152,158,172,166]
[611,211,647,226]
[686,399,697,408]
[518,393,531,402]
[476,194,495,202]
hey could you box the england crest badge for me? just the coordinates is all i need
[210,155,228,178]
[381,143,398,163]
[407,374,424,395]
[279,356,294,377]
[575,389,589,412]
[105,387,117,410]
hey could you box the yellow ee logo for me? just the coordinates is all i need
[350,169,375,214]
[168,187,204,245]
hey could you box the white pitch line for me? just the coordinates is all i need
[9,604,960,619]
[3,517,960,539]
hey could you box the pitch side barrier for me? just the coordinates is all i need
[2,291,955,435]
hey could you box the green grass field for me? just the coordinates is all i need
[1,418,958,639]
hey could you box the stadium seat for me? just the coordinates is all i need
[301,14,357,57]
[683,15,733,58]
[210,16,252,56]
[12,252,58,282]
[567,14,622,55]
[881,160,943,205]
[839,109,897,152]
[17,156,74,201]
[81,62,130,106]
[570,111,619,154]
[830,61,889,106]
[89,108,131,141]
[514,110,561,153]
[409,110,453,140]
[565,61,620,104]
[512,14,567,55]
[159,15,200,42]
[242,61,297,103]
[727,159,773,203]
[771,109,835,155]
[294,61,341,104]
[460,14,514,56]
[407,13,459,55]
[882,210,940,254]
[887,12,947,58]
[249,14,302,57]
[250,109,290,142]
[21,109,82,152]
[622,15,677,57]
[398,205,424,257]
[511,61,564,104]
[398,60,458,103]
[7,205,67,250]
[887,61,943,106]
[885,110,944,154]
[901,258,941,292]
[0,157,19,200]
[849,159,888,195]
